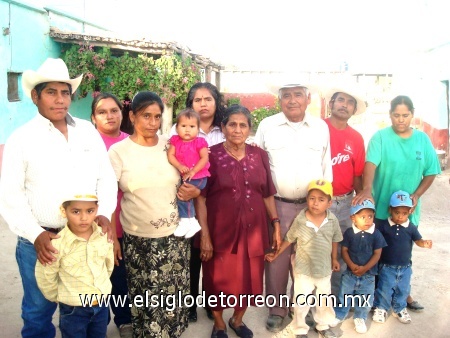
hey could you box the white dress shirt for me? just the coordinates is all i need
[254,112,332,199]
[0,113,117,243]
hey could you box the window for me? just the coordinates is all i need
[7,72,21,102]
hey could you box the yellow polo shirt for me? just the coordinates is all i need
[35,222,114,306]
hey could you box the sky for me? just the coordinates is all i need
[36,0,450,73]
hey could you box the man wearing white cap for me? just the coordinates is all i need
[323,85,367,296]
[0,58,117,338]
[254,83,332,333]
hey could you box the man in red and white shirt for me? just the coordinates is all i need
[324,84,367,296]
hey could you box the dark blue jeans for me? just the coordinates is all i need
[374,263,412,313]
[177,177,207,218]
[16,236,57,338]
[59,302,109,338]
[334,271,375,320]
[109,237,132,327]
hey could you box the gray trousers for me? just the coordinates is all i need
[265,199,306,317]
[329,193,353,296]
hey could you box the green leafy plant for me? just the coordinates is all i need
[251,102,280,130]
[61,44,201,113]
[227,97,241,106]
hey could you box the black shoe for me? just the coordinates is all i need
[228,318,253,338]
[206,307,214,320]
[265,315,284,332]
[211,326,228,338]
[188,309,197,322]
[407,301,424,312]
[315,328,337,338]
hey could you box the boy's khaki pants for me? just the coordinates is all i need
[291,273,336,335]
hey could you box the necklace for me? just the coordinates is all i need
[223,142,245,160]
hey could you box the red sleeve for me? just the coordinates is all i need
[259,147,277,198]
[353,131,366,177]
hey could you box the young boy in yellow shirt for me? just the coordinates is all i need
[36,194,113,337]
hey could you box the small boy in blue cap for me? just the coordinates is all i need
[372,190,432,325]
[330,200,387,334]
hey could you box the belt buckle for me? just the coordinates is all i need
[294,197,305,204]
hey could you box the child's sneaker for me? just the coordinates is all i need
[393,308,411,324]
[372,308,387,323]
[354,318,367,333]
[184,217,201,238]
[329,317,344,327]
[174,218,190,237]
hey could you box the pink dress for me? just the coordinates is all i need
[169,135,210,179]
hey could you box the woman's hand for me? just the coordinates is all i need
[113,238,122,266]
[272,226,282,252]
[177,181,200,201]
[409,193,419,214]
[265,252,277,262]
[200,233,213,262]
[96,215,114,243]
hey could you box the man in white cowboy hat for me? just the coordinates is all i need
[254,83,333,335]
[0,58,117,338]
[323,83,367,296]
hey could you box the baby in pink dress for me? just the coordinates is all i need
[168,109,210,238]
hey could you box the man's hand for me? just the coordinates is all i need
[34,231,59,265]
[96,215,113,243]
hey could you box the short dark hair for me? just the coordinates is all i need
[176,108,200,127]
[221,104,252,129]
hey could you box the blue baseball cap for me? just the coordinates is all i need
[390,190,413,208]
[351,200,376,215]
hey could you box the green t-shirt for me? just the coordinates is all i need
[366,127,441,224]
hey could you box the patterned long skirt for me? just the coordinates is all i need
[123,232,190,338]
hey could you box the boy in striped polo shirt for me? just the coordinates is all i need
[266,179,343,338]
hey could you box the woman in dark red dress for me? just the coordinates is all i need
[196,105,281,338]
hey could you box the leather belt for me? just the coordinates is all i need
[42,226,64,234]
[274,196,307,204]
[332,191,353,201]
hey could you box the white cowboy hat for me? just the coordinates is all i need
[322,84,367,115]
[22,58,83,98]
[267,82,319,97]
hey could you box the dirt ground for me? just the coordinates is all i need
[1,170,449,338]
